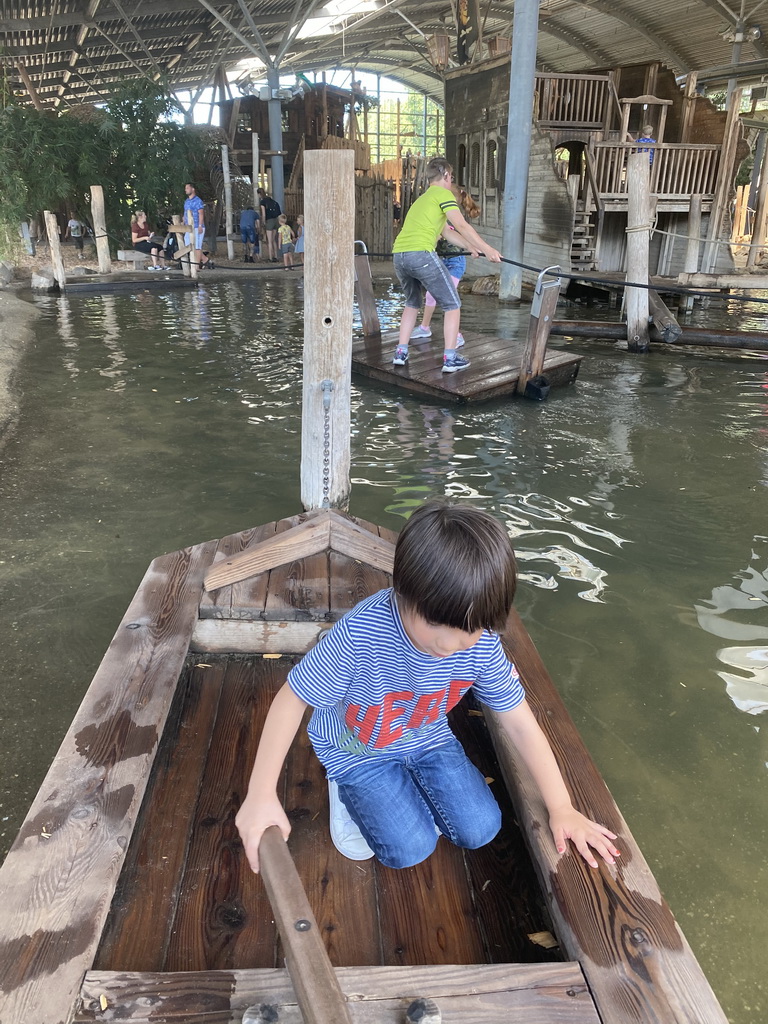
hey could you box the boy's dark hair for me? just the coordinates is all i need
[426,156,452,183]
[393,500,516,633]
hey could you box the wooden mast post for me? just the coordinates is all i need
[679,194,702,313]
[252,131,260,198]
[221,143,235,261]
[89,185,112,274]
[625,150,651,352]
[517,270,560,396]
[43,211,66,291]
[300,149,355,511]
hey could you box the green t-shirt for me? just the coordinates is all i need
[392,186,460,253]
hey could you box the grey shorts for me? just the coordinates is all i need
[393,251,461,311]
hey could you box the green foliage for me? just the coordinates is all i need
[0,79,208,257]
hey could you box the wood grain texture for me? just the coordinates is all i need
[200,526,272,620]
[284,715,381,968]
[76,962,600,1023]
[263,514,331,621]
[93,661,226,970]
[486,607,729,1024]
[163,659,289,972]
[0,540,218,1024]
[191,619,329,654]
[259,827,355,1024]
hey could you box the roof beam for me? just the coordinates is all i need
[568,0,693,73]
[694,0,768,58]
[537,18,614,67]
[55,0,101,106]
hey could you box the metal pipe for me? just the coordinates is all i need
[499,0,540,302]
[267,66,285,210]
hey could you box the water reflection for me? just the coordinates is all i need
[695,536,768,714]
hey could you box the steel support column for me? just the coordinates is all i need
[267,66,285,209]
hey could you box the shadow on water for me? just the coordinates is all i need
[1,277,767,1023]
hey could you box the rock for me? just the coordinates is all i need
[71,266,96,276]
[0,261,14,287]
[470,274,500,296]
[31,266,56,291]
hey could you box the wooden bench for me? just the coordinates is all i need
[116,249,150,270]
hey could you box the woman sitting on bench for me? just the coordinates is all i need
[131,211,165,270]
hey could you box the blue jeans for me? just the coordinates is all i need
[336,735,501,869]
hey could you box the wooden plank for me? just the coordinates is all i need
[283,716,381,968]
[263,513,331,622]
[484,607,729,1024]
[626,151,651,352]
[230,521,281,620]
[376,839,487,966]
[329,552,391,618]
[77,962,600,1022]
[204,514,331,592]
[449,696,560,966]
[260,828,355,1024]
[93,661,227,970]
[163,659,289,971]
[517,280,561,395]
[191,619,330,654]
[329,515,396,574]
[200,527,269,619]
[0,539,218,1024]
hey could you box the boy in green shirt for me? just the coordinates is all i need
[392,157,501,372]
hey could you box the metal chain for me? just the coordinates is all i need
[320,379,334,509]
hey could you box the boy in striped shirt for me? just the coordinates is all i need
[236,500,619,871]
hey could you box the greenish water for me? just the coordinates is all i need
[1,277,767,1023]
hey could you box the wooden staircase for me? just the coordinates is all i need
[571,202,597,271]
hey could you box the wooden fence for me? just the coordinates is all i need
[534,73,614,131]
[285,175,393,258]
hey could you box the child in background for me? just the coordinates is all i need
[235,499,621,873]
[294,215,304,266]
[411,187,480,346]
[277,214,295,270]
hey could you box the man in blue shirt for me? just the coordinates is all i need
[183,183,213,270]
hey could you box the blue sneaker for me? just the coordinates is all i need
[393,346,409,365]
[442,352,470,373]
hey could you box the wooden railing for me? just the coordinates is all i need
[534,73,611,130]
[589,142,721,200]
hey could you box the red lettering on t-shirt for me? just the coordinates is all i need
[345,702,381,746]
[406,688,447,731]
[374,690,415,748]
[445,679,474,713]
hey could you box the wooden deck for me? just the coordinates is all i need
[352,330,581,403]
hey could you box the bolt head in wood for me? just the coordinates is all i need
[405,997,441,1023]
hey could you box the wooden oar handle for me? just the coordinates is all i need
[259,826,354,1024]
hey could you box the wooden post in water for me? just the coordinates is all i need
[89,185,112,274]
[354,250,381,336]
[516,276,560,395]
[679,194,702,313]
[43,211,66,291]
[221,144,235,261]
[625,151,651,352]
[301,149,354,511]
[747,146,768,269]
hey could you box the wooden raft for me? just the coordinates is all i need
[352,330,581,403]
[0,510,727,1024]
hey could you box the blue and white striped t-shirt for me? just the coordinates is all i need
[287,588,525,779]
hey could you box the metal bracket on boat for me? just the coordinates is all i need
[354,239,368,253]
[321,379,334,508]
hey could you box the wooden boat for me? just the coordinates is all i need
[0,153,728,1024]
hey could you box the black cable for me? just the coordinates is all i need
[365,251,768,306]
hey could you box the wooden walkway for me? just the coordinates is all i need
[352,330,581,402]
[64,271,198,294]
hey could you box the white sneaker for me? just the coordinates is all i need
[328,780,374,860]
[456,332,465,347]
[410,325,432,339]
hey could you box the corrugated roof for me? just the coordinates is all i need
[0,0,764,108]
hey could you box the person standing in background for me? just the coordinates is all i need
[65,216,86,259]
[257,187,281,263]
[240,206,260,262]
[294,214,304,266]
[183,182,213,270]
